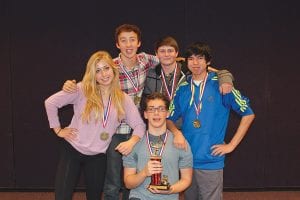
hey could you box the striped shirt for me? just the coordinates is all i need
[114,52,159,134]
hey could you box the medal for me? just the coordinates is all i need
[190,73,208,128]
[119,63,139,94]
[193,119,201,128]
[134,96,141,105]
[161,63,177,101]
[100,132,109,141]
[146,131,168,157]
[100,95,111,141]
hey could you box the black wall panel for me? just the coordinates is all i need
[10,0,103,188]
[0,0,299,190]
[0,0,14,188]
[264,1,300,187]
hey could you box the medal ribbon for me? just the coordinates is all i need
[190,73,208,117]
[160,63,178,101]
[120,64,139,93]
[146,131,168,156]
[102,95,112,128]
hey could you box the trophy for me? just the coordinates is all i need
[148,142,170,190]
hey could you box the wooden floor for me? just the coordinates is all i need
[0,191,300,200]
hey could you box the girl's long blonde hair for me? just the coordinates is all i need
[81,51,125,122]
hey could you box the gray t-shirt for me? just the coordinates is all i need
[123,131,193,200]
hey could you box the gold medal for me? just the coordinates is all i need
[191,74,207,129]
[100,132,109,141]
[101,96,111,138]
[134,96,141,105]
[193,119,201,128]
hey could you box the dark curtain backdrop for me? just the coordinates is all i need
[0,0,299,189]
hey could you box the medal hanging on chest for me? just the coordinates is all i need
[193,119,201,128]
[120,64,140,105]
[146,131,168,156]
[134,96,141,105]
[100,132,109,141]
[190,73,208,128]
[100,95,112,141]
[160,63,178,101]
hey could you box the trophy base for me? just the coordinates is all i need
[148,184,170,190]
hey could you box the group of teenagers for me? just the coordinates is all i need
[45,24,255,200]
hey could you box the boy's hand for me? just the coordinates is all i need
[176,57,185,62]
[144,160,163,177]
[219,82,233,94]
[216,69,234,94]
[63,80,77,93]
[115,140,135,156]
[116,136,140,155]
[211,143,235,156]
[173,131,187,150]
[208,67,234,94]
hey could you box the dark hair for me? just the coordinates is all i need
[145,92,170,109]
[114,24,142,43]
[185,42,212,63]
[154,36,179,52]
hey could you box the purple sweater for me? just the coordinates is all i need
[45,83,145,155]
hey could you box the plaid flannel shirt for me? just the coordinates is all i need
[114,52,159,134]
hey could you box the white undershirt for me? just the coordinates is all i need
[193,80,203,86]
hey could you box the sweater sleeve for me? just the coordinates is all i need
[44,84,81,128]
[123,93,146,139]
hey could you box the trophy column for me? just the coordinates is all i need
[147,133,170,190]
[149,156,162,186]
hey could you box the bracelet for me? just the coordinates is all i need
[56,128,62,135]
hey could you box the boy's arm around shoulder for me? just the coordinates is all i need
[62,79,77,93]
[208,66,234,94]
[167,85,189,150]
[167,119,188,150]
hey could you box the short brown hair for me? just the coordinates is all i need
[115,24,142,43]
[145,92,170,109]
[154,36,179,52]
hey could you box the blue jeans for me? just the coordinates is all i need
[55,140,107,200]
[103,134,130,200]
